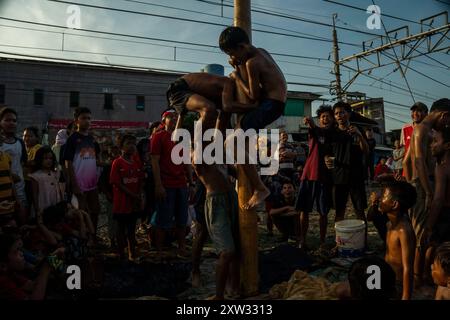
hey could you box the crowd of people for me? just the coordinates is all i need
[0,26,449,300]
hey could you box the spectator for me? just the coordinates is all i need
[278,131,297,179]
[110,134,144,261]
[296,105,334,251]
[28,146,63,216]
[0,107,28,224]
[151,110,190,256]
[400,102,428,155]
[325,102,369,246]
[0,131,16,222]
[337,256,397,300]
[431,242,450,300]
[392,140,405,175]
[63,107,101,232]
[23,127,41,164]
[269,181,300,242]
[365,128,376,182]
[374,157,392,180]
[0,232,56,300]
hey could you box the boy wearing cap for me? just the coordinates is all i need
[150,110,192,256]
[400,102,428,155]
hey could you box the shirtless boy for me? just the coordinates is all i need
[219,26,288,209]
[380,181,416,300]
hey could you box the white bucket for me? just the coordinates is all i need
[335,219,366,257]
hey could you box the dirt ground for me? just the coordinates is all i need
[94,183,436,300]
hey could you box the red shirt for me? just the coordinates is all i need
[150,130,186,188]
[374,164,391,179]
[401,124,414,153]
[301,127,331,182]
[110,156,144,214]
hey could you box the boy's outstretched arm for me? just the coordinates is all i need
[231,59,261,101]
[400,228,415,300]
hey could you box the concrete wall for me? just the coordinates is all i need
[0,59,182,132]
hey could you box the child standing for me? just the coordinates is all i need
[110,135,144,261]
[0,130,16,220]
[0,107,28,224]
[379,181,417,300]
[28,146,63,217]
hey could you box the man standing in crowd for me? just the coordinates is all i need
[400,102,428,154]
[151,110,192,256]
[325,102,369,245]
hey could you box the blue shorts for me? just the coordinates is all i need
[295,180,331,216]
[154,187,189,229]
[240,99,285,131]
[204,189,239,254]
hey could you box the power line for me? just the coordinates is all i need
[341,64,440,101]
[325,0,450,39]
[192,0,381,37]
[46,0,362,47]
[324,0,425,26]
[372,0,415,102]
[352,82,438,102]
[379,50,450,88]
[240,0,332,19]
[384,114,408,124]
[335,18,450,71]
[0,22,331,63]
[121,0,333,43]
[0,41,334,78]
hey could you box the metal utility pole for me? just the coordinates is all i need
[332,13,343,100]
[337,11,449,94]
[234,0,258,297]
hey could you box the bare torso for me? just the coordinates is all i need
[183,73,228,104]
[410,125,434,181]
[250,48,287,102]
[385,218,415,281]
[193,163,229,194]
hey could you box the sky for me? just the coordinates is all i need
[0,0,449,131]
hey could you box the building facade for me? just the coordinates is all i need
[0,58,181,133]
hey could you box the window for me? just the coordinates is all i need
[0,85,4,104]
[104,93,113,110]
[34,89,44,106]
[70,91,79,108]
[136,95,145,111]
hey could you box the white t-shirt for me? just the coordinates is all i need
[0,138,27,203]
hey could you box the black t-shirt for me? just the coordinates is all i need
[330,128,366,185]
[272,195,295,209]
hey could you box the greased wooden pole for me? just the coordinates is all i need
[234,0,258,297]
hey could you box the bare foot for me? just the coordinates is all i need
[242,187,270,210]
[192,271,201,288]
